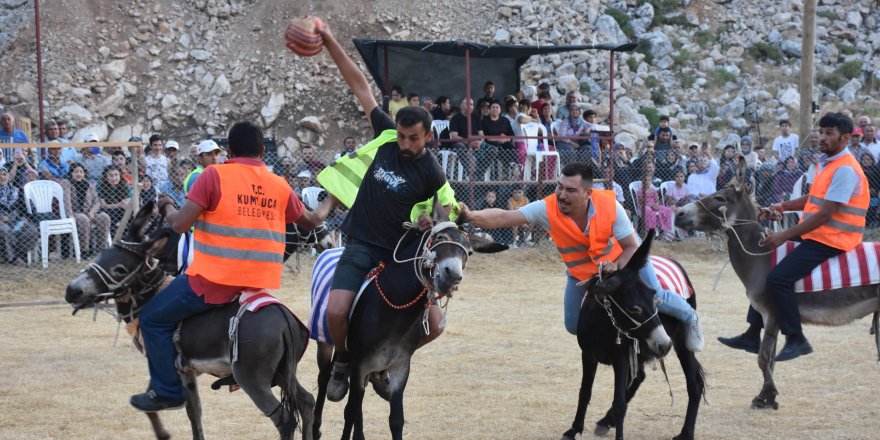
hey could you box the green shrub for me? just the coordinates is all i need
[651,86,669,105]
[835,60,863,79]
[694,30,714,49]
[672,49,693,65]
[708,119,727,130]
[636,38,654,64]
[817,11,838,20]
[713,68,737,85]
[747,43,784,63]
[639,107,660,129]
[680,73,696,89]
[606,8,636,39]
[644,75,659,88]
[656,13,693,27]
[837,44,857,56]
[817,72,845,91]
[627,56,640,71]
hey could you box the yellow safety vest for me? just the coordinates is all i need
[317,129,459,221]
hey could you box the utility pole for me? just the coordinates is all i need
[799,0,817,145]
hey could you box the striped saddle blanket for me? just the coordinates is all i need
[772,242,880,293]
[308,248,373,346]
[650,256,694,299]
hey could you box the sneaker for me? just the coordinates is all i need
[717,332,760,354]
[775,334,813,362]
[130,390,186,412]
[685,313,704,352]
[326,361,350,402]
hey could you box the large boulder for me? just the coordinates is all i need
[261,91,286,127]
[777,87,800,109]
[716,96,745,119]
[640,32,674,60]
[594,15,629,44]
[55,104,94,124]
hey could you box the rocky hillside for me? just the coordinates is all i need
[1,0,878,154]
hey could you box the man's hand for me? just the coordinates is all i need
[157,195,178,217]
[600,261,619,277]
[0,215,8,223]
[757,205,782,221]
[417,214,433,231]
[457,202,471,221]
[759,231,786,249]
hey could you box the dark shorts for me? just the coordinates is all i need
[329,237,393,292]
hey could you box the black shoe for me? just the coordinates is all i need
[717,332,761,354]
[775,335,813,362]
[130,390,186,412]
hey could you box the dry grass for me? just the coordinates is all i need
[2,244,880,439]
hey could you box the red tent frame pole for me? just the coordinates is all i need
[383,45,390,96]
[608,50,615,134]
[35,0,45,143]
[465,48,474,207]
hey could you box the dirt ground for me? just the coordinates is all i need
[1,242,879,440]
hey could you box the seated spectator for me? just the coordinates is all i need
[111,151,132,184]
[530,87,551,114]
[4,149,36,189]
[0,167,37,263]
[407,92,420,107]
[478,100,491,119]
[157,162,189,208]
[665,169,694,208]
[859,152,880,227]
[687,149,719,198]
[636,163,675,241]
[475,190,506,244]
[289,169,312,197]
[557,105,595,165]
[594,167,627,217]
[431,96,451,121]
[22,168,38,185]
[480,102,515,179]
[388,86,406,119]
[64,163,111,256]
[140,174,158,208]
[771,156,803,204]
[451,98,493,179]
[274,155,295,178]
[144,134,169,187]
[503,96,535,166]
[300,144,326,177]
[0,112,29,164]
[539,102,555,133]
[582,110,602,157]
[38,145,69,183]
[555,91,579,120]
[96,165,131,234]
[421,97,433,114]
[43,120,77,164]
[754,145,775,167]
[507,187,531,247]
[75,134,112,185]
[475,81,497,110]
[717,145,737,188]
[656,148,683,183]
[57,119,72,140]
[861,124,880,160]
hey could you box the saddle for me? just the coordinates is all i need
[772,241,880,293]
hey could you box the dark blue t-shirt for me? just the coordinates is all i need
[341,107,446,250]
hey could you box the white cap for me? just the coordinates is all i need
[197,140,221,155]
[296,170,312,178]
[164,140,179,150]
[83,132,99,142]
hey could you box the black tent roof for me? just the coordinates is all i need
[353,39,636,104]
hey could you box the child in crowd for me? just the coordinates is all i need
[507,187,531,247]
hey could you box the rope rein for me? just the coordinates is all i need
[695,199,775,256]
[81,240,166,323]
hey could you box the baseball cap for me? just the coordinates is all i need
[197,140,221,155]
[164,140,179,150]
[128,136,142,143]
[83,132,99,142]
[613,142,625,149]
[296,170,312,178]
[853,127,863,136]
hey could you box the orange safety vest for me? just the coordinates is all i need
[545,189,623,281]
[801,151,869,251]
[186,163,290,289]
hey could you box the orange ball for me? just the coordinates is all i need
[285,16,323,57]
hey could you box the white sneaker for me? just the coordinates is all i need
[685,312,704,352]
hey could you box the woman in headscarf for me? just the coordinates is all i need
[96,164,131,235]
[0,167,37,263]
[64,163,111,256]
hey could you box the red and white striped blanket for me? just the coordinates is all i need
[239,289,282,312]
[771,242,880,293]
[650,256,694,300]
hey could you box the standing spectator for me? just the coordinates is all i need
[477,100,489,120]
[300,144,326,177]
[716,145,737,188]
[0,112,29,165]
[289,169,312,197]
[859,152,880,227]
[555,91,579,120]
[502,96,535,167]
[450,97,488,178]
[772,119,799,162]
[861,125,880,160]
[388,85,406,119]
[44,120,77,164]
[755,145,776,167]
[144,135,170,187]
[475,81,498,110]
[848,128,864,158]
[140,174,158,208]
[96,165,132,234]
[111,151,132,184]
[755,163,776,207]
[858,115,871,132]
[557,105,593,165]
[421,97,433,114]
[530,89,551,115]
[807,129,820,150]
[656,149,681,182]
[637,163,675,240]
[407,93,420,107]
[157,162,189,208]
[648,115,677,141]
[274,156,295,178]
[739,135,758,169]
[64,163,111,256]
[539,102,555,133]
[75,133,112,185]
[479,102,513,179]
[38,146,69,183]
[687,148,719,198]
[57,119,72,140]
[340,136,357,157]
[0,167,37,263]
[184,140,221,193]
[593,166,626,204]
[506,187,530,247]
[431,96,450,121]
[771,156,804,204]
[164,140,180,163]
[653,127,674,151]
[582,110,602,157]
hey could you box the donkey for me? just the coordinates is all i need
[561,230,706,440]
[65,202,316,440]
[311,221,506,440]
[675,160,880,410]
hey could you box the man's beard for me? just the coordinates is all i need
[399,150,414,161]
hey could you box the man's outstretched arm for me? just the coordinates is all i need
[315,20,379,122]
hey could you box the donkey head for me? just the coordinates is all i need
[675,157,756,233]
[285,222,336,259]
[65,201,170,310]
[589,230,672,357]
[424,216,507,296]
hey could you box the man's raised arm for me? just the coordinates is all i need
[314,20,379,122]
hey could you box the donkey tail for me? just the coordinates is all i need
[277,308,301,440]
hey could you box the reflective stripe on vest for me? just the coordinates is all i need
[185,163,290,289]
[800,151,869,251]
[317,128,460,221]
[545,189,623,281]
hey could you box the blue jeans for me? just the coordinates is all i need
[562,260,695,335]
[139,274,222,400]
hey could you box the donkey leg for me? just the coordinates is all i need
[560,352,598,440]
[673,334,706,440]
[314,342,334,440]
[609,357,631,440]
[387,361,412,440]
[872,312,879,362]
[145,412,171,440]
[296,380,316,440]
[342,364,366,440]
[181,371,205,440]
[595,363,646,436]
[752,317,780,410]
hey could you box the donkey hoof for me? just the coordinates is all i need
[750,396,779,410]
[594,423,611,436]
[560,429,579,440]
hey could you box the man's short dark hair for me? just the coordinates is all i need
[228,121,263,158]
[818,112,854,135]
[561,162,594,188]
[484,81,494,89]
[754,145,765,151]
[149,134,162,144]
[407,92,419,101]
[779,119,791,126]
[538,82,550,92]
[659,115,670,122]
[435,96,449,106]
[391,85,403,95]
[396,106,433,132]
[658,126,672,134]
[539,90,551,100]
[584,109,597,118]
[112,150,126,158]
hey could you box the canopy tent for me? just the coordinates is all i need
[353,39,636,116]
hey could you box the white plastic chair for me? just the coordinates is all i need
[549,120,565,150]
[431,120,449,139]
[301,186,326,210]
[432,120,461,180]
[23,180,81,268]
[521,122,561,181]
[659,180,675,205]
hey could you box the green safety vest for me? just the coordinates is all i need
[183,166,204,194]
[317,129,459,221]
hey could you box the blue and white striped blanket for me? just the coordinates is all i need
[308,247,372,345]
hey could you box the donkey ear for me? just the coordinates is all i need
[468,232,509,253]
[732,155,752,193]
[624,229,654,272]
[125,200,155,242]
[143,229,172,258]
[592,275,622,299]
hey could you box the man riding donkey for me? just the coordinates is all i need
[130,121,331,411]
[718,112,869,361]
[308,19,459,402]
[459,162,704,351]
